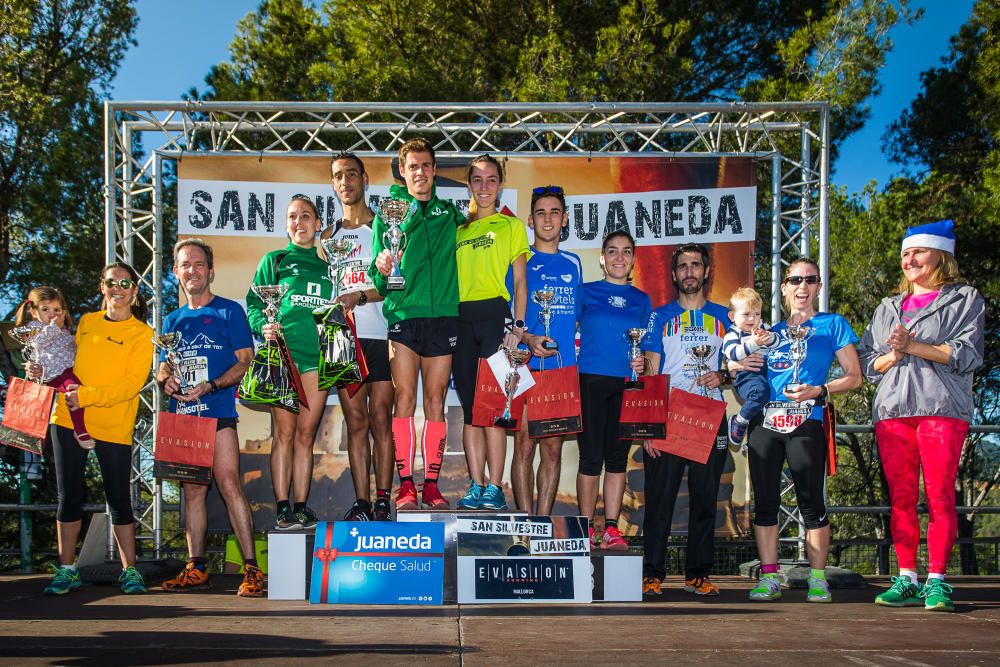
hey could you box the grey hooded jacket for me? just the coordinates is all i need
[859,283,984,424]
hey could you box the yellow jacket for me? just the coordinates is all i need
[53,311,153,445]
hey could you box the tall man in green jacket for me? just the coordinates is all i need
[372,138,462,511]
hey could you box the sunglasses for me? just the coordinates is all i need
[784,275,820,285]
[532,185,564,196]
[102,278,136,289]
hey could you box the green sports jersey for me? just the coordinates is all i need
[246,243,332,372]
[370,183,462,326]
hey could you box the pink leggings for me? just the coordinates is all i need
[875,416,968,574]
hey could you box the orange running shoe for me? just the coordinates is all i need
[642,577,663,595]
[421,481,450,509]
[684,576,720,596]
[396,480,418,510]
[237,564,265,598]
[161,561,209,592]
[601,525,629,551]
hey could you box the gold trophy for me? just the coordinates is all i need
[532,288,558,350]
[686,344,716,397]
[495,347,531,428]
[624,327,648,390]
[378,197,412,291]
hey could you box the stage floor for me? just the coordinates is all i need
[1,574,998,665]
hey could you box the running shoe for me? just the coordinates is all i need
[344,499,373,521]
[728,415,748,453]
[806,575,832,603]
[919,578,955,612]
[421,481,450,509]
[161,561,209,592]
[684,576,720,596]
[458,481,484,510]
[642,577,663,596]
[119,566,147,595]
[372,498,392,521]
[296,506,319,529]
[874,576,921,607]
[748,573,783,601]
[275,505,302,531]
[237,564,265,598]
[601,525,629,551]
[589,526,599,549]
[396,480,419,511]
[479,484,508,511]
[43,566,81,596]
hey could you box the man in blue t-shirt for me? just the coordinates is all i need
[156,239,262,597]
[510,186,583,515]
[639,243,732,597]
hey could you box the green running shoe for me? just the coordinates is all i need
[43,566,81,595]
[919,578,955,612]
[806,575,832,603]
[748,573,783,601]
[874,576,921,607]
[119,566,147,595]
[295,506,319,530]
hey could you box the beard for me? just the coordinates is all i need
[677,278,704,295]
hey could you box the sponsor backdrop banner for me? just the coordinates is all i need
[178,155,754,538]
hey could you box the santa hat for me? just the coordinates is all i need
[901,219,956,255]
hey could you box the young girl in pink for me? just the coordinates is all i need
[15,287,93,448]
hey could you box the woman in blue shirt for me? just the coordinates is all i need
[747,258,862,603]
[577,231,652,550]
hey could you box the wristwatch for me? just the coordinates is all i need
[818,384,829,401]
[357,291,368,306]
[208,379,219,393]
[512,319,526,330]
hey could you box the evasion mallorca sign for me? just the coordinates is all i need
[309,521,445,604]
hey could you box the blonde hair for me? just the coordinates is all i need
[897,249,964,294]
[729,287,763,311]
[15,286,74,329]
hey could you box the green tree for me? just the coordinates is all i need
[0,0,138,334]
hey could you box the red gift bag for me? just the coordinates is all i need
[342,313,371,399]
[154,411,218,485]
[619,374,669,439]
[470,358,527,430]
[2,377,55,439]
[649,388,727,464]
[525,365,582,438]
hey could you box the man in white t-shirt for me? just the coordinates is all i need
[323,152,394,521]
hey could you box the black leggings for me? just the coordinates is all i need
[747,417,829,529]
[51,425,135,525]
[578,373,629,475]
[454,298,508,426]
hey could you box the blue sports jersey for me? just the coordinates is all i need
[507,248,584,370]
[766,312,859,420]
[161,296,255,419]
[578,280,652,377]
[642,301,731,401]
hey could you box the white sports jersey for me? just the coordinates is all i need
[328,222,387,340]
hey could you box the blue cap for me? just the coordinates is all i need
[902,219,955,255]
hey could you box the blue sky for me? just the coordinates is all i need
[111,0,976,196]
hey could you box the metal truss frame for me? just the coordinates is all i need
[103,101,829,558]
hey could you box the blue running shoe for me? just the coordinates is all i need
[43,566,81,595]
[479,484,508,511]
[119,566,147,595]
[458,481,484,509]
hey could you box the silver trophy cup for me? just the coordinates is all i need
[532,288,557,350]
[378,197,411,291]
[319,237,357,307]
[785,324,815,389]
[9,325,44,384]
[624,327,648,390]
[495,347,532,428]
[153,331,202,415]
[251,283,290,344]
[686,344,717,396]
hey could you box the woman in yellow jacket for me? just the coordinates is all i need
[40,262,154,596]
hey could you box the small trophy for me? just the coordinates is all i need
[624,328,648,390]
[532,288,558,350]
[252,283,290,341]
[686,344,717,396]
[9,325,43,384]
[317,238,357,311]
[785,324,815,389]
[378,197,412,291]
[239,282,299,411]
[153,331,202,415]
[495,347,532,429]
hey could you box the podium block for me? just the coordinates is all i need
[591,550,642,601]
[267,530,313,600]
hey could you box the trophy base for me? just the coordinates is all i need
[387,276,406,291]
[494,416,517,429]
[624,379,645,391]
[542,340,559,350]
